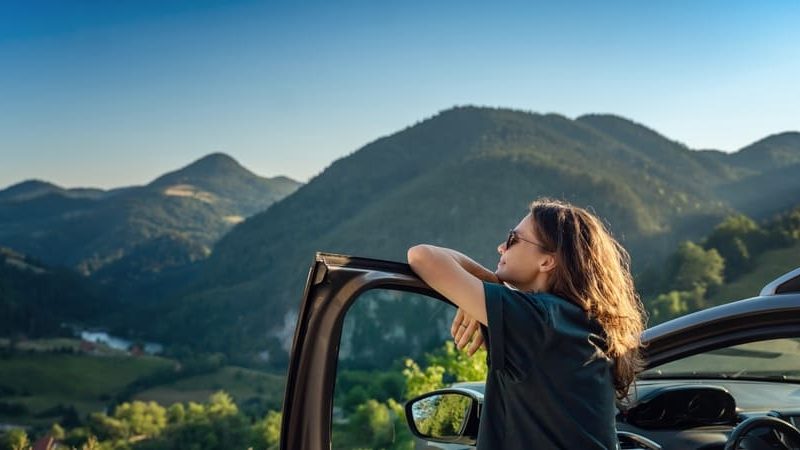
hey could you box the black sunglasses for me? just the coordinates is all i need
[506,229,549,251]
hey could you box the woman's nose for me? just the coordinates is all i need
[497,242,506,254]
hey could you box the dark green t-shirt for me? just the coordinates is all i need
[477,281,619,450]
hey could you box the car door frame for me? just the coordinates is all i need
[280,252,449,450]
[280,252,800,450]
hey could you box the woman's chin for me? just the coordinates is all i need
[495,267,509,283]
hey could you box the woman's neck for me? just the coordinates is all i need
[509,273,550,293]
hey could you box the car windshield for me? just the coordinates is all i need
[640,337,800,382]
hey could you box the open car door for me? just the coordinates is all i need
[279,252,448,450]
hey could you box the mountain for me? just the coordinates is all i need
[151,106,800,364]
[574,114,744,184]
[0,179,111,202]
[0,247,108,337]
[148,153,300,217]
[0,154,301,293]
[712,133,800,217]
[727,132,800,173]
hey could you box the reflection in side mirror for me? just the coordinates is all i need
[412,393,470,437]
[404,389,481,446]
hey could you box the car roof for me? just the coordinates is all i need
[643,291,800,344]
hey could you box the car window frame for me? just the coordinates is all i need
[643,295,800,370]
[280,253,449,450]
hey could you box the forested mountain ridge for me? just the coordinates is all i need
[153,106,800,364]
[0,247,108,337]
[0,154,301,293]
[712,132,800,218]
[0,180,113,202]
[727,131,800,172]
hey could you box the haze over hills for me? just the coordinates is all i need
[146,106,800,365]
[0,153,301,295]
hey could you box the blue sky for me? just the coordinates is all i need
[1,0,798,189]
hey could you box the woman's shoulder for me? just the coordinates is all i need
[526,290,577,309]
[528,291,594,324]
[487,283,575,310]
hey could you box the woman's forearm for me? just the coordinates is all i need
[407,244,490,324]
[440,248,500,283]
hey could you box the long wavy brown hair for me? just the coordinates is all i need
[528,198,646,399]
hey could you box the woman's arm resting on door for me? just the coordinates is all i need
[439,248,497,354]
[439,248,500,284]
[407,244,488,325]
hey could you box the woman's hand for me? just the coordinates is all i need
[451,308,486,356]
[449,267,499,356]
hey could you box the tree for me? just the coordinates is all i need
[703,214,764,279]
[650,285,707,324]
[402,359,445,398]
[251,410,282,450]
[80,435,100,450]
[3,429,29,450]
[670,242,725,291]
[206,391,237,418]
[768,207,800,243]
[343,385,370,413]
[402,341,488,398]
[426,341,488,384]
[50,423,66,440]
[345,399,412,450]
[113,400,167,438]
[89,411,130,441]
[167,403,186,425]
[185,402,207,423]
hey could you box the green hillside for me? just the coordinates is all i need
[0,345,286,431]
[0,154,301,295]
[133,366,285,414]
[708,242,800,305]
[727,132,800,172]
[715,161,800,218]
[154,106,799,364]
[0,352,173,427]
[0,247,109,337]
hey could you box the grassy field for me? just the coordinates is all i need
[0,352,174,427]
[707,242,800,306]
[133,366,286,411]
[0,346,287,429]
[0,338,85,352]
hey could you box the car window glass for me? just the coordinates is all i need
[642,337,800,381]
[331,288,455,450]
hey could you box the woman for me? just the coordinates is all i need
[407,198,645,449]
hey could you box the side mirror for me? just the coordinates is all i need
[404,388,482,446]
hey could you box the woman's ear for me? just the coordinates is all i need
[539,253,557,273]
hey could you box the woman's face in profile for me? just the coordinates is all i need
[495,214,554,291]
